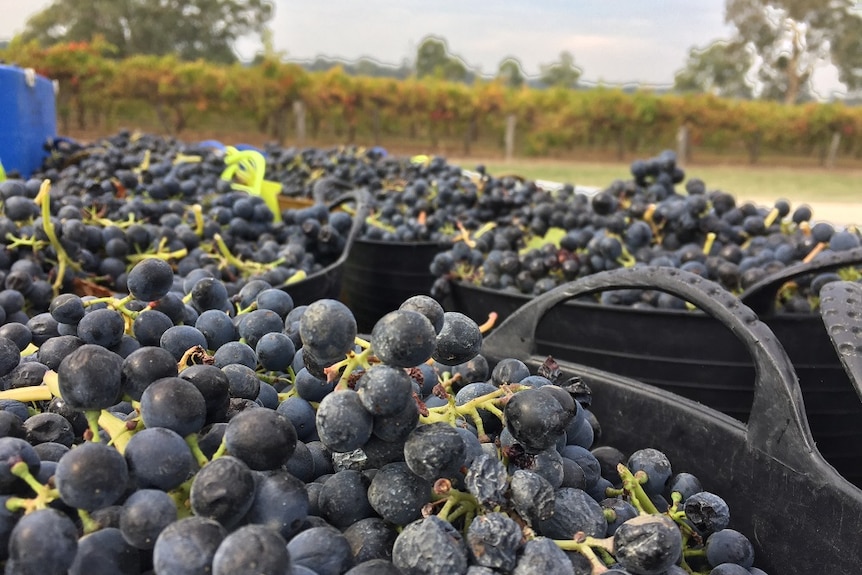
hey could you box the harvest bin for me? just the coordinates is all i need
[0,65,56,178]
[449,247,862,487]
[481,267,862,575]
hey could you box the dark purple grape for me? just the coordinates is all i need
[614,514,683,575]
[432,311,482,366]
[243,469,309,540]
[535,487,607,539]
[504,388,570,454]
[343,518,398,565]
[124,426,196,491]
[318,468,376,530]
[392,515,468,575]
[127,258,175,302]
[68,527,140,575]
[466,512,523,572]
[22,412,74,447]
[6,508,78,575]
[56,344,123,410]
[121,345,179,401]
[399,295,445,333]
[255,331,296,372]
[684,491,731,535]
[627,448,672,496]
[403,422,466,482]
[119,488,178,550]
[55,441,129,511]
[153,516,227,575]
[299,298,357,364]
[140,376,207,437]
[190,455,256,529]
[706,528,755,569]
[132,309,174,347]
[367,461,431,525]
[76,307,125,348]
[212,523,291,575]
[276,396,316,442]
[512,536,573,575]
[160,325,209,361]
[288,525,355,575]
[465,452,508,509]
[356,364,414,417]
[509,468,555,525]
[223,407,296,470]
[195,309,238,351]
[221,363,261,400]
[371,309,437,368]
[315,389,373,453]
[602,497,639,535]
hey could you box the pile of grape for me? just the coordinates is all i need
[429,151,862,313]
[0,252,768,574]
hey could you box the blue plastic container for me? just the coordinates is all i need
[0,65,57,178]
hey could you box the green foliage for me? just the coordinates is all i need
[497,57,525,89]
[16,0,273,63]
[673,40,754,99]
[724,0,860,104]
[539,51,582,89]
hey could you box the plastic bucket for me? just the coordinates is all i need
[0,66,56,178]
[339,239,446,333]
[449,248,862,486]
[481,266,862,574]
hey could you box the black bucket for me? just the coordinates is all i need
[481,267,862,575]
[339,239,445,333]
[277,189,371,307]
[449,248,862,486]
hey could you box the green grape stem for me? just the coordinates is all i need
[34,179,82,295]
[553,533,614,574]
[617,463,660,515]
[5,462,60,513]
[185,434,211,468]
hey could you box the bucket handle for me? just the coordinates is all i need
[273,187,371,291]
[482,266,818,474]
[740,246,862,315]
[819,280,862,405]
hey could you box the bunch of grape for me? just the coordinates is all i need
[430,150,862,313]
[0,250,774,574]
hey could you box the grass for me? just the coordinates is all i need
[449,158,862,205]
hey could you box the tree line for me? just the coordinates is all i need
[11,0,862,103]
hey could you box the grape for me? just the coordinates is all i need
[356,364,414,417]
[121,345,180,401]
[343,518,398,564]
[190,276,230,312]
[6,508,78,575]
[22,412,74,447]
[318,468,376,529]
[509,468,555,525]
[432,311,482,366]
[504,388,571,453]
[132,309,174,347]
[120,487,178,549]
[68,527,141,575]
[392,515,469,575]
[613,514,682,575]
[367,461,431,525]
[276,396,317,442]
[464,452,508,509]
[684,491,731,535]
[153,515,228,575]
[55,441,129,511]
[212,340,257,369]
[315,389,373,453]
[709,564,752,575]
[160,324,209,361]
[48,293,85,324]
[300,298,357,363]
[221,363,261,400]
[287,525,355,575]
[706,529,755,569]
[512,536,574,575]
[124,426,196,491]
[491,358,530,385]
[140,376,207,437]
[535,487,607,539]
[244,469,309,540]
[195,309,238,350]
[223,407,297,470]
[466,512,523,572]
[211,523,291,575]
[627,448,672,496]
[76,307,125,347]
[255,331,296,372]
[190,455,256,529]
[403,422,466,482]
[371,309,437,368]
[399,294,445,333]
[57,344,124,410]
[255,288,294,319]
[127,257,175,302]
[178,364,231,424]
[36,335,84,371]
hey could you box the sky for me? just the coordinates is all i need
[0,0,847,99]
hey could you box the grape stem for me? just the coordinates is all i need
[34,179,82,295]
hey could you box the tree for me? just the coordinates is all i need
[497,57,525,89]
[725,0,860,104]
[830,14,862,98]
[539,51,581,89]
[673,40,754,99]
[414,36,470,82]
[17,0,273,63]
